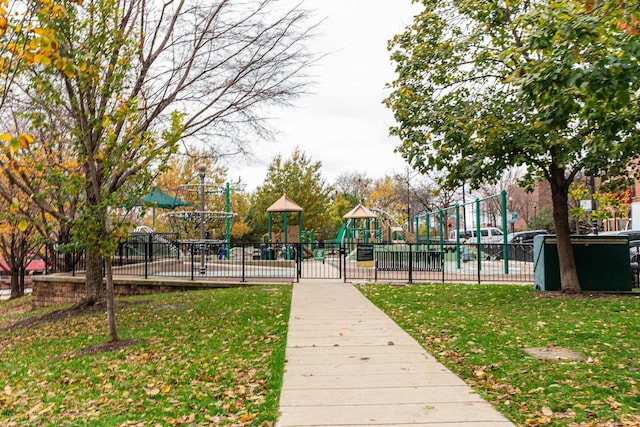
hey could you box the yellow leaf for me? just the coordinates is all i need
[161,385,171,394]
[18,133,33,148]
[0,132,12,142]
[18,220,28,232]
[36,54,52,66]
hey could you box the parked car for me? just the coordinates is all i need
[590,229,640,241]
[507,229,548,244]
[448,227,504,243]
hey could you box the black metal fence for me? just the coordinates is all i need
[48,237,543,284]
[52,240,300,282]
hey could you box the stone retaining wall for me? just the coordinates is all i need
[30,275,256,309]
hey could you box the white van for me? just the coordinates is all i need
[448,227,504,243]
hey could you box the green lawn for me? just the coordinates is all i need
[0,287,291,426]
[360,283,640,427]
[4,283,639,427]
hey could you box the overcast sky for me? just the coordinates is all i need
[231,1,420,191]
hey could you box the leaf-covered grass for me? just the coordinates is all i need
[360,284,640,427]
[0,286,291,426]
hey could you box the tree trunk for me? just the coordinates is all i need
[9,270,22,299]
[105,257,119,342]
[85,250,105,305]
[19,268,24,297]
[549,168,581,293]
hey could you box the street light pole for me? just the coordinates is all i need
[533,203,537,230]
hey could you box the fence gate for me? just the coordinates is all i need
[343,243,445,283]
[298,243,343,279]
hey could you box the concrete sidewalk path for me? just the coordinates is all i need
[277,280,515,427]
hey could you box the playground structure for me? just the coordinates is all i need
[413,190,511,272]
[164,165,239,274]
[54,187,542,283]
[265,194,306,261]
[337,203,408,255]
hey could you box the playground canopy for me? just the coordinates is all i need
[141,187,192,231]
[343,203,376,219]
[141,187,192,209]
[267,194,303,247]
[267,193,303,212]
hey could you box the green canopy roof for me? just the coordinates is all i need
[141,187,192,210]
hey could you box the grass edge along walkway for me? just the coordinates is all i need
[0,286,291,426]
[360,283,640,427]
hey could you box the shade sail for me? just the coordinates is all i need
[141,187,192,210]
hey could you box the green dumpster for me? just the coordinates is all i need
[533,235,632,292]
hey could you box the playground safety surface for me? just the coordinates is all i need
[277,279,515,426]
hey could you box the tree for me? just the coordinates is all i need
[391,168,438,232]
[385,0,640,292]
[333,172,374,205]
[247,148,333,240]
[2,0,315,342]
[0,205,44,299]
[369,177,405,224]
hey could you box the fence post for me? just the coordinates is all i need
[241,244,246,283]
[190,244,195,281]
[45,244,49,275]
[148,234,153,263]
[118,242,123,267]
[144,239,148,279]
[342,244,347,283]
[408,243,413,284]
[297,243,301,282]
[438,209,444,252]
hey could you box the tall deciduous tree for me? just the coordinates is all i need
[247,148,332,239]
[2,0,315,342]
[385,0,640,292]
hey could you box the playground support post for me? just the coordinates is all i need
[225,182,231,254]
[501,190,509,274]
[476,198,481,273]
[455,204,461,269]
[426,212,431,251]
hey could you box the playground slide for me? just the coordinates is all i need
[336,223,347,245]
